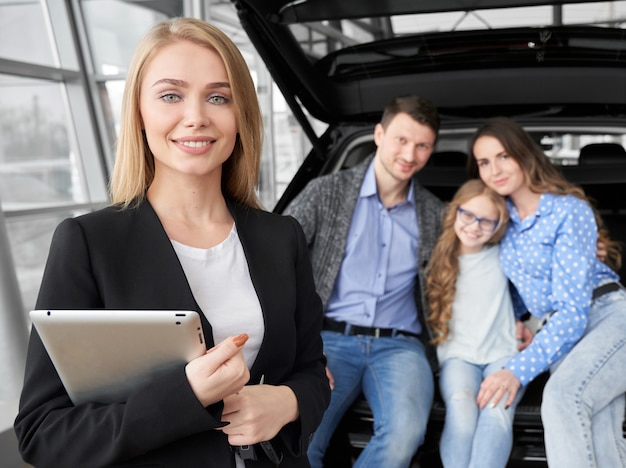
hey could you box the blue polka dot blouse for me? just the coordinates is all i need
[500,193,618,385]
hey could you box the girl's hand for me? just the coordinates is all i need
[185,334,250,407]
[516,320,534,351]
[477,369,521,410]
[220,383,299,446]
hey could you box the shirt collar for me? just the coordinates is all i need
[506,193,554,228]
[360,160,378,198]
[359,159,415,206]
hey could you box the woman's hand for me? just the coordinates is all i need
[477,368,521,410]
[220,384,299,446]
[185,334,250,407]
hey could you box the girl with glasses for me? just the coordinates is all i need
[426,178,525,468]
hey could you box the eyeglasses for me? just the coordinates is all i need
[457,207,499,232]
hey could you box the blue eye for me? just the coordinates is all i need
[160,93,181,103]
[208,95,229,105]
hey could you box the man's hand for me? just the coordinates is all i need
[325,366,334,391]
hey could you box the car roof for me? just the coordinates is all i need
[233,0,626,128]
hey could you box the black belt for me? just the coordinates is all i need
[519,282,622,333]
[323,318,419,339]
[592,282,621,300]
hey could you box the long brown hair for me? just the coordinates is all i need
[596,208,623,272]
[110,18,262,209]
[467,117,585,199]
[426,179,509,345]
[467,116,622,272]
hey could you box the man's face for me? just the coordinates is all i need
[373,112,436,184]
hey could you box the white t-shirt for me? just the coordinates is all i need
[171,224,264,367]
[172,224,264,468]
[436,244,518,365]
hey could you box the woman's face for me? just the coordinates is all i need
[139,40,237,181]
[473,135,526,198]
[454,193,500,254]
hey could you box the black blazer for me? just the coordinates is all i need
[14,199,330,467]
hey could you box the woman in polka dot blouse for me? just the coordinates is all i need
[468,117,626,468]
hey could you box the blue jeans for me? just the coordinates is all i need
[542,286,626,468]
[438,356,524,468]
[307,331,434,468]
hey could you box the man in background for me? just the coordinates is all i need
[285,95,443,467]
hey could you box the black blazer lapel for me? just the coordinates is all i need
[127,201,215,346]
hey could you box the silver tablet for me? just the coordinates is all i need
[30,309,206,405]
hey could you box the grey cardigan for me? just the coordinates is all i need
[284,155,443,366]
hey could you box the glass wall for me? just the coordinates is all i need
[0,1,61,67]
[1,1,108,320]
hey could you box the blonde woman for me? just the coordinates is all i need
[15,18,329,467]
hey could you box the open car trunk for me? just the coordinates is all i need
[232,0,626,464]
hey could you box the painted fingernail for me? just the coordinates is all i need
[233,333,249,347]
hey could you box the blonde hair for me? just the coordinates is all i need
[426,179,509,345]
[468,116,622,272]
[110,17,262,209]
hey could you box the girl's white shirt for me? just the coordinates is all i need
[437,244,518,365]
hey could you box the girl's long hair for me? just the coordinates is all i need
[467,116,621,272]
[426,179,509,345]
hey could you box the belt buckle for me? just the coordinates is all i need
[233,445,257,460]
[374,328,380,338]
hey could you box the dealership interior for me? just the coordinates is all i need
[0,1,319,466]
[3,1,626,467]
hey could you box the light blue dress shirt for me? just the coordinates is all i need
[325,161,421,335]
[500,193,618,384]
